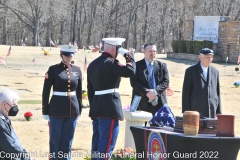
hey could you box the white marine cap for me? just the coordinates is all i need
[59,45,78,56]
[102,38,126,46]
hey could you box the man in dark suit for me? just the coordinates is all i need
[87,38,135,159]
[182,48,222,118]
[130,42,169,117]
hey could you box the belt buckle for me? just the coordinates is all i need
[67,92,71,96]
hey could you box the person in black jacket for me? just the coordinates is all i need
[182,48,222,118]
[87,38,135,160]
[0,87,31,160]
[42,45,82,160]
[130,42,169,117]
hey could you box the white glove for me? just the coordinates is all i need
[118,47,129,56]
[43,115,50,122]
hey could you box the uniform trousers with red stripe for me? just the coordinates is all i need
[49,117,77,160]
[91,118,119,160]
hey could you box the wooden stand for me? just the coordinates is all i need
[216,115,235,137]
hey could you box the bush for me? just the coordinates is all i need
[186,41,194,54]
[171,40,178,52]
[193,41,203,55]
[202,40,213,49]
[178,40,187,53]
[171,40,213,54]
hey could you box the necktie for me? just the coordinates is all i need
[148,63,154,89]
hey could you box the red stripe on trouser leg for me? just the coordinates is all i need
[104,119,115,160]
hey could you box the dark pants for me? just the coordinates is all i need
[91,118,119,160]
[49,117,77,160]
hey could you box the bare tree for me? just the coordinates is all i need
[0,0,239,51]
[0,0,47,46]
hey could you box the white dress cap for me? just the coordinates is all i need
[59,45,78,57]
[102,38,126,46]
[59,45,78,53]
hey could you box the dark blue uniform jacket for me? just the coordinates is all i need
[42,62,82,117]
[87,52,135,119]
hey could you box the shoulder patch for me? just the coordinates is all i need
[45,72,49,79]
[104,57,114,63]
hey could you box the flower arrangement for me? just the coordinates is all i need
[24,111,33,121]
[233,82,240,88]
[123,105,131,111]
[82,90,88,100]
[43,49,50,56]
[111,147,136,160]
[82,90,89,107]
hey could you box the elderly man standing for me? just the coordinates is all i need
[0,87,31,160]
[87,38,135,160]
[182,48,222,118]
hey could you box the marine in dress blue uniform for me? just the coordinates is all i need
[87,38,136,160]
[42,45,82,160]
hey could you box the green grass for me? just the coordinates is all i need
[18,100,42,104]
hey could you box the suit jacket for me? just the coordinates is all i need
[130,59,169,111]
[42,62,82,117]
[87,52,135,119]
[182,61,222,118]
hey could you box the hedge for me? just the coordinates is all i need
[178,40,187,53]
[171,40,213,54]
[171,40,178,52]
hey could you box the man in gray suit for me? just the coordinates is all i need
[182,48,222,118]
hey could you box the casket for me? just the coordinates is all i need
[174,116,218,134]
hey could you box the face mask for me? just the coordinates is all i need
[6,103,19,116]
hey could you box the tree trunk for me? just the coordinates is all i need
[2,4,8,45]
[59,20,64,45]
[46,20,52,47]
[133,13,137,50]
[72,0,78,44]
[142,3,148,44]
[77,0,86,47]
[33,19,39,46]
[87,0,98,46]
[234,9,240,21]
[225,0,235,16]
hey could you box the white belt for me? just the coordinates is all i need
[53,91,76,96]
[95,88,118,95]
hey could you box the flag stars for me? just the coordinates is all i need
[160,121,164,126]
[166,121,170,126]
[160,111,165,117]
[149,105,175,127]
